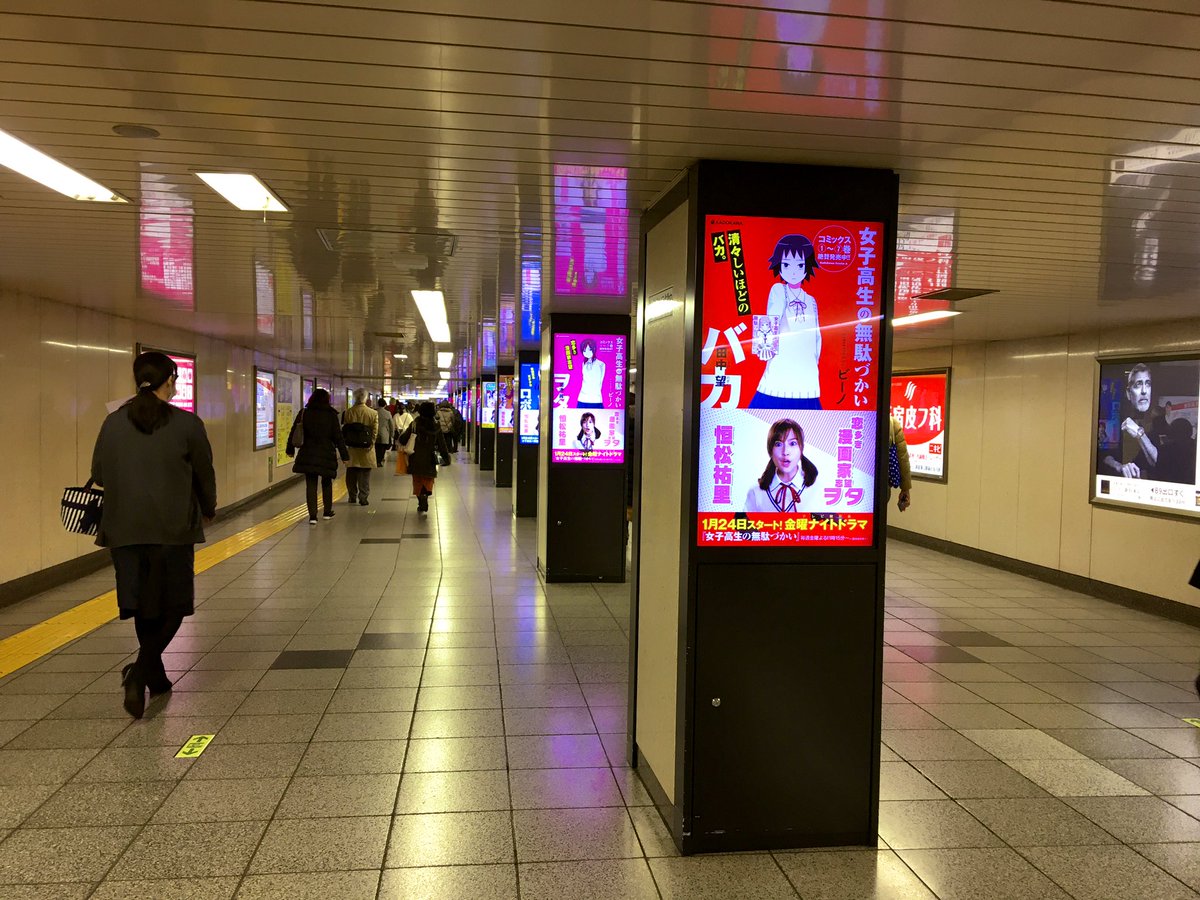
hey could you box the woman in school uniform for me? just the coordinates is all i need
[743,418,818,513]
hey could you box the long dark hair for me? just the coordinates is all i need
[576,412,601,441]
[757,419,818,490]
[306,388,331,409]
[128,351,177,434]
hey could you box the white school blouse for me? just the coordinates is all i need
[754,283,821,400]
[744,473,815,513]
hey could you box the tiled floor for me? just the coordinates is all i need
[0,456,1198,898]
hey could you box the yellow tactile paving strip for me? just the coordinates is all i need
[0,483,347,678]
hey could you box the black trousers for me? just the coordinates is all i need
[375,444,389,467]
[134,613,183,683]
[305,473,334,518]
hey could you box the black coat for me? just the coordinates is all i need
[288,405,349,478]
[408,417,450,478]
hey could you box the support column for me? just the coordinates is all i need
[628,161,899,853]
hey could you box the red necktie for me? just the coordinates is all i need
[774,484,800,511]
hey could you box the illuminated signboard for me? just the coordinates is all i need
[254,368,275,451]
[499,301,516,358]
[498,375,515,433]
[890,371,949,481]
[553,165,628,297]
[481,380,497,428]
[1093,355,1200,519]
[302,378,315,408]
[696,214,885,546]
[137,345,196,414]
[551,333,626,464]
[520,257,542,343]
[254,259,275,337]
[519,362,540,445]
[138,184,194,308]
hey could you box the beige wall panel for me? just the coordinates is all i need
[635,202,689,804]
[944,343,986,548]
[1058,331,1101,578]
[1014,336,1067,570]
[977,342,1021,558]
[38,302,82,571]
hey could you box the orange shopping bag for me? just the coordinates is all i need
[394,450,409,475]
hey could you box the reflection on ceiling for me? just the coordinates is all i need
[2,1,1200,389]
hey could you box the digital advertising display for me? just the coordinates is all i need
[137,345,196,415]
[481,380,497,428]
[138,192,194,308]
[551,332,626,464]
[520,256,542,344]
[499,301,516,359]
[1094,355,1199,518]
[519,362,540,445]
[498,375,515,433]
[696,214,885,546]
[890,370,949,481]
[254,368,275,451]
[254,259,275,337]
[554,164,628,297]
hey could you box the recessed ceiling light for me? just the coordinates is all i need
[892,310,961,327]
[393,353,408,359]
[437,351,453,368]
[439,370,451,379]
[0,127,127,202]
[112,124,160,139]
[411,290,451,343]
[195,172,287,212]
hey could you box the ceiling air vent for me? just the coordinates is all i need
[317,226,457,258]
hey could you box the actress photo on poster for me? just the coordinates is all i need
[744,418,819,513]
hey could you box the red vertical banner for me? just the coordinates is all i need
[697,215,885,546]
[889,372,949,480]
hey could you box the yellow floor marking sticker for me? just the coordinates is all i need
[175,734,215,758]
[0,483,347,677]
[1184,718,1200,729]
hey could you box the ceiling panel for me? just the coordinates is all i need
[1,0,1198,388]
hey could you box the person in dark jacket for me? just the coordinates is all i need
[91,351,217,719]
[287,388,350,524]
[409,401,451,513]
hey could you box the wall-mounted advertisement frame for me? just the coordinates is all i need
[302,378,315,408]
[275,370,302,468]
[254,367,275,451]
[136,344,196,414]
[889,369,950,483]
[1091,351,1199,520]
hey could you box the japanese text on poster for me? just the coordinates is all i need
[889,372,948,480]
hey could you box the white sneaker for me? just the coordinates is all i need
[309,518,318,525]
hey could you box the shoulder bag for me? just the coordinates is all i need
[61,480,104,536]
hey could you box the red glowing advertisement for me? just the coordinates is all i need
[137,345,195,414]
[551,333,626,464]
[254,369,275,451]
[498,375,515,433]
[554,165,628,297]
[890,371,949,481]
[696,214,885,546]
[138,203,194,307]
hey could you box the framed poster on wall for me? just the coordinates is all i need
[889,369,950,482]
[695,215,885,546]
[136,344,196,414]
[275,371,301,467]
[1092,353,1199,519]
[550,332,627,463]
[254,367,275,451]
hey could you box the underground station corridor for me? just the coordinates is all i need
[1,2,1200,898]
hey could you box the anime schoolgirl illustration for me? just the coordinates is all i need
[576,339,606,409]
[749,234,822,410]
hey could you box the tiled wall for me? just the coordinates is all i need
[892,319,1200,609]
[0,289,336,587]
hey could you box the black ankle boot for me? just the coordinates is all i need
[121,664,146,719]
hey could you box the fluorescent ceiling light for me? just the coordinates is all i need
[437,351,453,368]
[195,172,287,212]
[411,290,451,343]
[393,353,408,359]
[0,128,127,202]
[439,370,451,379]
[892,310,961,327]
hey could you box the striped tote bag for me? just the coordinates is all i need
[60,480,104,536]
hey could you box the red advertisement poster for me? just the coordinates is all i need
[697,214,884,546]
[890,372,948,480]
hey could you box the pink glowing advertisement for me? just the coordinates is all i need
[551,332,626,464]
[553,165,628,297]
[138,202,194,307]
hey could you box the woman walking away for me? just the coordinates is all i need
[410,401,451,513]
[91,351,217,719]
[287,388,350,523]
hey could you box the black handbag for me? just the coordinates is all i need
[61,480,104,536]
